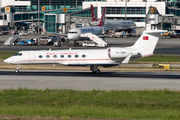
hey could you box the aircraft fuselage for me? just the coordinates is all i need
[4,48,138,65]
[67,26,108,41]
[90,20,136,30]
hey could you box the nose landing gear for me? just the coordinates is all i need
[73,41,79,47]
[15,65,21,73]
[90,65,101,74]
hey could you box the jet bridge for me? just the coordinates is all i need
[4,34,19,46]
[81,33,107,47]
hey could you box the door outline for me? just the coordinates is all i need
[29,53,35,63]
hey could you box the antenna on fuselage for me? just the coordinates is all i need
[49,48,52,51]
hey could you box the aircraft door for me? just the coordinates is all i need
[29,53,35,63]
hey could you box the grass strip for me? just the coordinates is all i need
[133,54,180,63]
[0,51,17,60]
[0,89,180,119]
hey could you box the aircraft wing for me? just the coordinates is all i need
[116,27,134,30]
[121,53,132,64]
[45,32,67,36]
[131,26,145,29]
[0,31,11,35]
[66,63,119,66]
[98,34,110,37]
[116,26,144,31]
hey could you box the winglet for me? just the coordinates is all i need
[121,53,132,64]
[91,5,98,22]
[98,7,106,26]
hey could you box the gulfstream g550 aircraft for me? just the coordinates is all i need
[4,30,166,73]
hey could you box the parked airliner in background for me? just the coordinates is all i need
[60,7,108,46]
[91,5,98,22]
[89,5,137,32]
[4,30,167,73]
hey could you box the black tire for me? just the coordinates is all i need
[95,69,100,74]
[15,69,19,73]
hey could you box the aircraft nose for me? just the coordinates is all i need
[4,58,12,64]
[67,34,80,40]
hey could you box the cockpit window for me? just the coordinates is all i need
[41,37,48,39]
[14,53,22,56]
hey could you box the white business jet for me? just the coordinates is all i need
[4,30,167,73]
[61,7,108,46]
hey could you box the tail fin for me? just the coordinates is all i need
[98,7,106,27]
[129,30,167,56]
[91,5,98,22]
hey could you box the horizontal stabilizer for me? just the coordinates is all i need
[121,53,132,64]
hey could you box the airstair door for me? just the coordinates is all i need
[29,53,35,63]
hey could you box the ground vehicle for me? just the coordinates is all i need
[28,28,35,34]
[40,36,60,46]
[161,32,171,39]
[20,41,29,46]
[27,38,37,45]
[19,31,28,36]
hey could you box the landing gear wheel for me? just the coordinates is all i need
[95,69,100,74]
[92,69,100,74]
[90,65,101,74]
[15,69,19,73]
[15,65,21,73]
[73,41,79,47]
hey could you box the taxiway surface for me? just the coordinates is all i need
[0,69,180,91]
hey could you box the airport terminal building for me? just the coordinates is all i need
[0,0,180,31]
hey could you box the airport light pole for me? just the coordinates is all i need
[49,0,51,10]
[0,0,2,14]
[38,0,40,35]
[125,0,127,20]
[0,0,1,14]
[31,16,33,28]
[76,0,77,8]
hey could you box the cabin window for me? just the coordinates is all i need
[46,55,50,58]
[53,55,57,58]
[60,55,64,58]
[82,54,86,58]
[75,55,78,58]
[68,55,71,58]
[39,55,43,58]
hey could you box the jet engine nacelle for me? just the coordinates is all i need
[60,36,70,44]
[101,27,108,35]
[107,47,138,59]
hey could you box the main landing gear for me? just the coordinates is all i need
[73,41,79,47]
[90,65,100,74]
[15,65,21,73]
